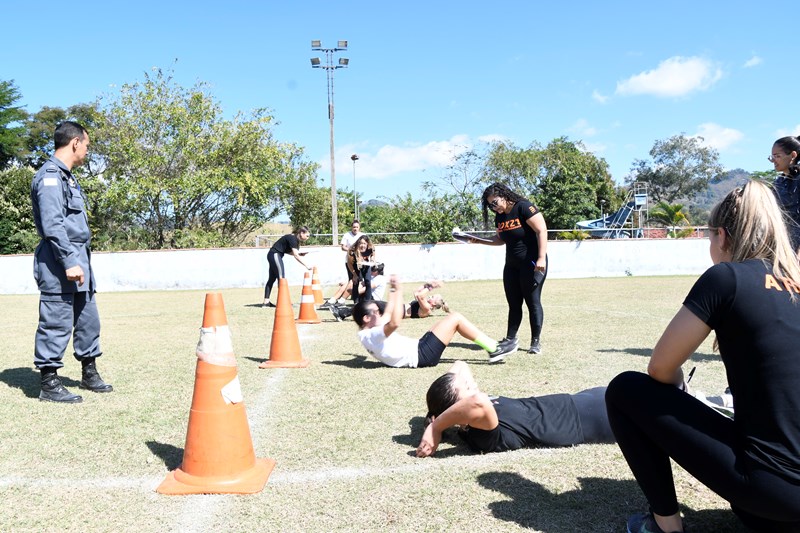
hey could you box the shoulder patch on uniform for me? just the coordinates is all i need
[43,177,58,186]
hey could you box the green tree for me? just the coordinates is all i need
[423,145,491,231]
[629,134,724,203]
[648,201,692,238]
[0,80,27,169]
[482,137,620,230]
[0,167,38,254]
[21,103,100,168]
[92,67,317,249]
[357,193,459,244]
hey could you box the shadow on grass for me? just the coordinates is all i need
[242,356,269,365]
[597,347,720,362]
[146,441,183,471]
[476,472,746,532]
[0,366,80,398]
[321,355,386,369]
[395,416,472,457]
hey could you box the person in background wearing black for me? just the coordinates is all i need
[468,183,548,355]
[347,235,376,304]
[263,226,312,307]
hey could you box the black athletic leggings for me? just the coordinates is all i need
[264,250,285,299]
[502,256,547,340]
[606,371,800,532]
[352,265,372,303]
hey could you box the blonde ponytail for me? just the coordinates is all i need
[709,179,800,298]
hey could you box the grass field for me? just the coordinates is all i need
[0,277,748,532]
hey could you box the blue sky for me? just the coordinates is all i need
[3,1,795,202]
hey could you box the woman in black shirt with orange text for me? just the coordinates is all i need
[606,181,800,533]
[469,183,548,354]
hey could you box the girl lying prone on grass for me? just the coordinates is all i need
[416,361,615,457]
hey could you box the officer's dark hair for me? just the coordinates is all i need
[54,121,88,150]
[294,226,310,236]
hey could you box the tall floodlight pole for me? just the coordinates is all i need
[351,154,359,219]
[311,40,349,245]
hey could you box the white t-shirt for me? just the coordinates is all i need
[341,231,363,250]
[357,326,419,368]
[370,274,387,300]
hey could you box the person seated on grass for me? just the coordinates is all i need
[322,263,387,309]
[350,275,514,367]
[348,235,377,304]
[606,180,800,533]
[403,280,449,318]
[416,360,614,457]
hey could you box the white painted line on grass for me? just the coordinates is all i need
[0,447,556,491]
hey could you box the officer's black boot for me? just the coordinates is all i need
[39,368,83,403]
[79,358,113,393]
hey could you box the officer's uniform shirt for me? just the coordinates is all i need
[30,156,94,294]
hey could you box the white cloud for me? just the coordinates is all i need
[693,123,744,150]
[592,90,609,104]
[615,56,723,98]
[326,135,474,180]
[775,125,800,138]
[569,118,598,137]
[743,55,762,68]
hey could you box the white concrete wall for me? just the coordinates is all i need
[0,239,713,295]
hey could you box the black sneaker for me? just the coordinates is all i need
[329,305,343,322]
[488,342,515,363]
[528,338,542,354]
[263,302,276,308]
[498,336,519,352]
[39,375,83,403]
[627,512,683,533]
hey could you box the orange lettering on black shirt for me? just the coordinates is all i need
[765,274,783,291]
[780,276,800,294]
[497,218,522,232]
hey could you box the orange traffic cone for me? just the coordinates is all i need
[311,266,324,305]
[157,293,275,495]
[259,278,310,368]
[296,271,321,324]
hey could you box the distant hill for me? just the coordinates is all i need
[671,169,755,226]
[690,168,753,211]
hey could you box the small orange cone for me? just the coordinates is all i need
[259,278,310,368]
[157,293,275,495]
[296,271,321,324]
[311,266,324,305]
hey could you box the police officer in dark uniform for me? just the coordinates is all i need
[30,121,112,403]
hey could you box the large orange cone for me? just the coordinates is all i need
[259,278,310,368]
[311,266,324,305]
[157,293,275,495]
[296,271,321,324]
